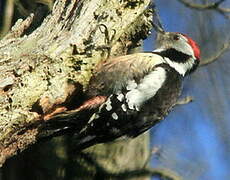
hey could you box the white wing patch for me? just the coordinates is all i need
[126,80,137,90]
[125,67,166,111]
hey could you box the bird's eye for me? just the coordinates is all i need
[173,35,180,41]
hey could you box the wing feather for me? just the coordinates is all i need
[86,53,165,97]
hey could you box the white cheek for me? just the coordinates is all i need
[175,39,195,58]
[165,57,195,76]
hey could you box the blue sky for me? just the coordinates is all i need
[144,0,230,179]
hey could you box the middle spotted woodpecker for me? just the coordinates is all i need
[43,31,200,150]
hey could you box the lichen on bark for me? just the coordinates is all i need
[0,0,153,172]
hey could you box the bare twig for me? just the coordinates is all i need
[118,168,182,180]
[143,146,161,167]
[176,96,194,105]
[14,0,30,17]
[177,0,230,19]
[1,0,14,37]
[200,41,230,66]
[174,41,230,106]
[151,1,165,33]
[35,0,54,10]
[78,152,182,180]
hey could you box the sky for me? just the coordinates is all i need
[143,0,230,179]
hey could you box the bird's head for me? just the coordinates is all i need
[155,32,201,76]
[157,32,200,60]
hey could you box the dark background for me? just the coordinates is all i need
[145,1,230,179]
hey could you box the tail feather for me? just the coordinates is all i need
[39,109,93,141]
[73,134,99,151]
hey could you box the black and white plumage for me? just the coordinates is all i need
[43,32,200,150]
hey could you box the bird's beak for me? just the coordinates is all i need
[153,24,165,46]
[155,31,168,49]
[156,30,167,40]
[153,23,165,35]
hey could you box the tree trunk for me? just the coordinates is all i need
[0,0,153,179]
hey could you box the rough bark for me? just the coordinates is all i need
[0,0,153,175]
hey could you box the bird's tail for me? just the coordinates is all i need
[38,109,93,142]
[38,95,108,150]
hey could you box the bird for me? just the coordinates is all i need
[42,31,200,150]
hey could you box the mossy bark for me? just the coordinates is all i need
[0,0,153,179]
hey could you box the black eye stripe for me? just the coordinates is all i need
[152,48,191,63]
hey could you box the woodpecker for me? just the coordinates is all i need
[44,31,200,150]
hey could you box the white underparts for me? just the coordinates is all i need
[164,57,195,76]
[125,67,166,111]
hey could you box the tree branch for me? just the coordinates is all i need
[177,0,230,19]
[200,41,230,66]
[176,96,194,105]
[0,0,14,38]
[0,0,154,167]
[77,152,182,180]
[151,2,165,33]
[174,41,230,106]
[173,41,230,106]
[109,168,182,180]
